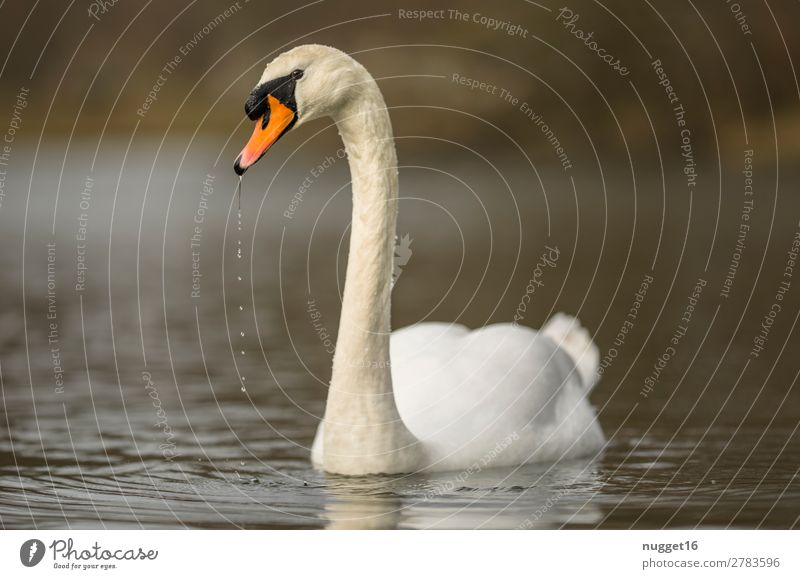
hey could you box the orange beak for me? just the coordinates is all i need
[234,94,295,175]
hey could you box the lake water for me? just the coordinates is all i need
[0,142,798,529]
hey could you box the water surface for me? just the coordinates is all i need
[0,143,798,529]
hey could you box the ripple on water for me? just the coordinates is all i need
[2,391,799,529]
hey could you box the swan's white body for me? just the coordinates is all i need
[245,45,605,475]
[312,319,605,473]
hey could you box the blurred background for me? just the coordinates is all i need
[0,0,799,529]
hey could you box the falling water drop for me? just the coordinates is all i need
[236,177,248,396]
[237,179,243,231]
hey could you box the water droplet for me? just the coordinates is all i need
[234,188,248,392]
[240,460,246,466]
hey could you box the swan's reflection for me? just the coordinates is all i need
[322,457,605,529]
[322,475,404,529]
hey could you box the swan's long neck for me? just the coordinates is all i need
[322,71,420,475]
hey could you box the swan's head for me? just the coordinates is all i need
[234,44,362,175]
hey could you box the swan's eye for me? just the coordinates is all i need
[291,69,304,80]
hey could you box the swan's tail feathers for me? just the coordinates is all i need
[542,313,600,390]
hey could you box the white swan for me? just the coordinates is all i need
[234,45,605,476]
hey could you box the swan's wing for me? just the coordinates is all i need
[540,313,600,390]
[390,319,604,469]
